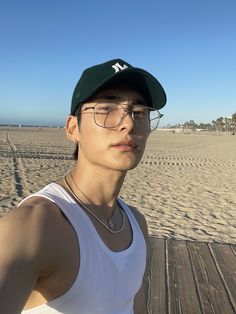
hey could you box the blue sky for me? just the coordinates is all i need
[0,0,235,127]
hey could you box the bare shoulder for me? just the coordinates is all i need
[128,205,148,240]
[0,197,69,312]
[0,196,66,272]
[0,196,66,238]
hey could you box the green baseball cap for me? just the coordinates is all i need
[71,58,167,115]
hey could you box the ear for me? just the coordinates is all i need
[65,115,80,143]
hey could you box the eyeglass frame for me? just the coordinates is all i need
[77,102,164,131]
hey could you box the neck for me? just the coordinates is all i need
[69,162,126,213]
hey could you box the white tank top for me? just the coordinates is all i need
[20,183,147,314]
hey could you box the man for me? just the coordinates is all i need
[0,58,166,313]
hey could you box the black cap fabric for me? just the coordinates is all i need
[71,58,167,115]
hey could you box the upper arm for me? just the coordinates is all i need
[0,201,59,313]
[130,206,149,314]
[133,281,148,314]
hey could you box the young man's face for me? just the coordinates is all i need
[75,85,150,172]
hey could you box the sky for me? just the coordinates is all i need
[0,0,235,127]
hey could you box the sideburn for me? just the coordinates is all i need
[72,112,81,160]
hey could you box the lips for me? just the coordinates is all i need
[113,140,136,147]
[111,140,137,151]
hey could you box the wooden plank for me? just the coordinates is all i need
[188,241,235,314]
[209,243,236,311]
[147,237,167,314]
[166,239,201,314]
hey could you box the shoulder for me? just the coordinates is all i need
[0,196,67,273]
[127,205,148,240]
[0,197,72,312]
[1,196,66,237]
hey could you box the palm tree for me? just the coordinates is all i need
[215,117,224,131]
[224,117,231,132]
[183,120,197,132]
[211,120,216,131]
[232,113,236,123]
[232,113,236,134]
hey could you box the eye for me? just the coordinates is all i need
[133,107,148,118]
[95,103,118,114]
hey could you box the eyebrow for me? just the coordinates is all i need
[94,95,147,106]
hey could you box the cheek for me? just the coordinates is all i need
[78,122,109,160]
[80,133,104,156]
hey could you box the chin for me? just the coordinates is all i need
[101,150,144,171]
[112,158,142,171]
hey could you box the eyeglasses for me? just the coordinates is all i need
[79,102,163,131]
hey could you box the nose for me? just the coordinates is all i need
[118,110,135,132]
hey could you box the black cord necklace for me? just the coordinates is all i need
[64,174,125,234]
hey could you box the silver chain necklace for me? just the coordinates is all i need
[63,174,125,234]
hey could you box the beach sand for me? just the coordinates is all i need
[0,127,235,243]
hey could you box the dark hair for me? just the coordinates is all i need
[73,110,81,160]
[73,143,79,161]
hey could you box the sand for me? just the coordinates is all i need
[0,127,235,243]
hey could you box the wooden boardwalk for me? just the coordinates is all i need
[147,237,236,314]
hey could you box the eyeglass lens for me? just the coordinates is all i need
[93,103,160,131]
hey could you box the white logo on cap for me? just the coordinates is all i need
[112,62,128,73]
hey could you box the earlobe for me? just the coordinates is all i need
[66,115,80,143]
